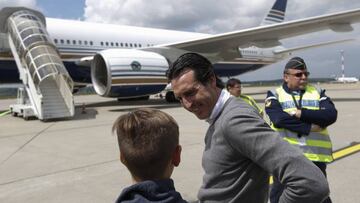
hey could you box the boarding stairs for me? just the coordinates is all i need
[2,8,74,120]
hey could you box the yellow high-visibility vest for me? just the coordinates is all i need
[270,85,333,162]
[240,94,264,116]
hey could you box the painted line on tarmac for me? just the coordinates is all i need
[0,110,10,117]
[270,142,360,184]
[332,142,360,162]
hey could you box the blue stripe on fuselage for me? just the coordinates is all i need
[0,60,91,84]
[1,58,268,84]
[213,63,266,77]
[0,60,20,83]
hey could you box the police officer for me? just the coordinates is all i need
[226,78,264,117]
[265,57,337,203]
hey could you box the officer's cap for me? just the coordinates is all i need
[284,57,307,71]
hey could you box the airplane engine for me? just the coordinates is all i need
[91,49,169,98]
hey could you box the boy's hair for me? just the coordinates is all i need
[226,78,241,90]
[112,108,179,180]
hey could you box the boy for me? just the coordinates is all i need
[112,108,187,203]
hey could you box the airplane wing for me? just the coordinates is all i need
[145,8,360,63]
[273,38,354,55]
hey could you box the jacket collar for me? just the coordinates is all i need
[206,89,231,124]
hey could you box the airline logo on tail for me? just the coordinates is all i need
[261,0,287,25]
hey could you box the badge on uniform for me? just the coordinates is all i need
[265,99,272,107]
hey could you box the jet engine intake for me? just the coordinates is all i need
[91,49,169,98]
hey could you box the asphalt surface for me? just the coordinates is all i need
[0,83,359,202]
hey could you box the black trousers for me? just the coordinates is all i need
[270,161,332,203]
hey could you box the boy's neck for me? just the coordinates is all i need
[132,176,171,184]
[132,170,172,184]
[131,162,174,184]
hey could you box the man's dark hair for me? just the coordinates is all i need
[166,52,224,88]
[112,108,179,180]
[226,78,241,90]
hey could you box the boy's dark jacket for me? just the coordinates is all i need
[116,179,187,203]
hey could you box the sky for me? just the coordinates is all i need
[1,0,360,81]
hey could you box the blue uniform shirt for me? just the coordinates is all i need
[265,83,337,135]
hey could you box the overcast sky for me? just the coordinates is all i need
[1,0,360,81]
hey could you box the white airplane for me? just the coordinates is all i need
[336,77,359,83]
[0,0,360,101]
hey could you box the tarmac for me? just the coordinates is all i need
[0,82,359,203]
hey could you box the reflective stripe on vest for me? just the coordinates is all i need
[271,85,333,162]
[239,94,263,115]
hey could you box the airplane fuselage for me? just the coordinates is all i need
[0,17,279,86]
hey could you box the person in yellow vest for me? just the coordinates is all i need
[226,78,264,117]
[265,57,337,203]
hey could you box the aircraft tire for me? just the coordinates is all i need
[165,91,178,103]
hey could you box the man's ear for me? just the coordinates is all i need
[172,145,182,167]
[283,74,289,83]
[210,74,217,87]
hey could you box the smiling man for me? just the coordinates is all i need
[167,53,330,203]
[265,56,337,203]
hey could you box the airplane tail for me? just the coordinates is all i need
[261,0,287,25]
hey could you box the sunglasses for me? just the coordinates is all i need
[286,71,310,78]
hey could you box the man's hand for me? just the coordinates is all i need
[287,109,302,119]
[294,109,301,119]
[311,124,323,132]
